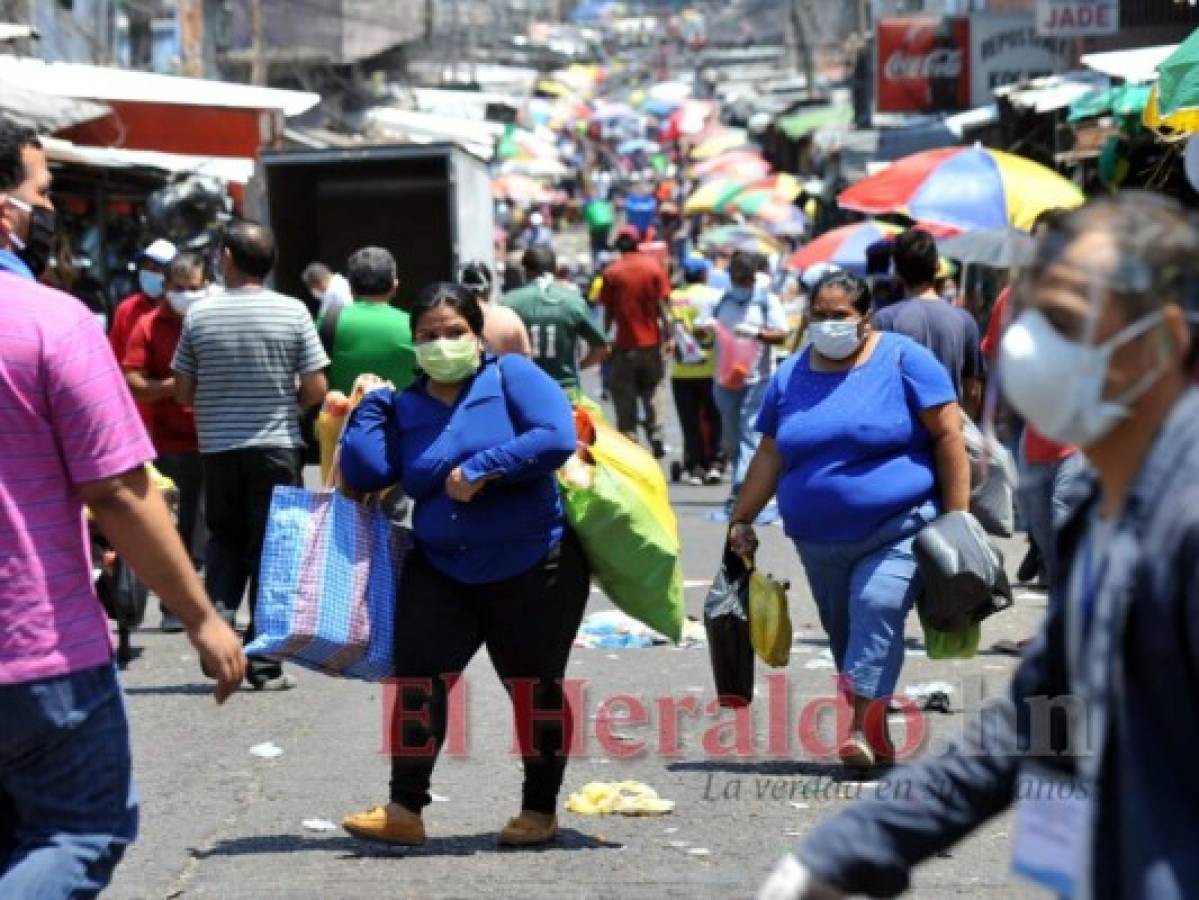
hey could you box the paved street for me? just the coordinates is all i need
[107,387,1050,900]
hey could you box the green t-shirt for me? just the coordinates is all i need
[503,280,607,389]
[320,301,416,396]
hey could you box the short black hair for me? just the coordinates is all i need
[224,220,276,278]
[459,260,493,295]
[168,251,206,285]
[0,117,40,192]
[410,281,485,337]
[614,232,638,253]
[346,245,396,297]
[523,245,556,278]
[893,228,939,288]
[812,271,872,316]
[301,261,330,286]
[729,251,757,286]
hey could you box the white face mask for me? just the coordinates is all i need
[809,320,863,360]
[999,307,1168,447]
[167,287,207,316]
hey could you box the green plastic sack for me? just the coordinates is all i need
[559,427,684,642]
[920,610,981,660]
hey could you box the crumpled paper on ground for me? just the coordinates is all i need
[565,781,675,816]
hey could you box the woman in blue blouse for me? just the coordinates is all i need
[337,283,588,848]
[729,272,969,769]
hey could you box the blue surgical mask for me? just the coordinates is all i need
[139,269,165,298]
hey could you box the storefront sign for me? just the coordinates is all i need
[1035,0,1119,38]
[876,17,971,114]
[972,13,1068,106]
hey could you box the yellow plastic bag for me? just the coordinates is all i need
[748,567,792,668]
[564,781,675,816]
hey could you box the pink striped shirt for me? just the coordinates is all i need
[0,271,154,684]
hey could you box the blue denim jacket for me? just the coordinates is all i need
[798,387,1199,899]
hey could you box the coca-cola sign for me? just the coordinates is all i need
[876,17,971,114]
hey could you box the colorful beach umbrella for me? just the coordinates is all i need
[838,147,1084,233]
[691,149,770,181]
[683,176,752,215]
[785,221,903,273]
[690,128,750,161]
[714,174,803,213]
[699,224,781,255]
[491,174,550,205]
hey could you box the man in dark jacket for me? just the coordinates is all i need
[760,192,1199,899]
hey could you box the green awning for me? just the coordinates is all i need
[776,106,852,140]
[1068,83,1151,123]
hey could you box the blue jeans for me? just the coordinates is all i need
[794,501,937,700]
[0,664,138,898]
[713,379,769,493]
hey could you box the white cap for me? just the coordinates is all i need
[801,262,841,291]
[530,212,544,226]
[142,238,177,265]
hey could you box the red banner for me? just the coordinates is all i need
[876,17,971,113]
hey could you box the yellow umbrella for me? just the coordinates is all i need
[690,129,750,161]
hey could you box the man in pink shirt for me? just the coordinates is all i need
[0,118,245,896]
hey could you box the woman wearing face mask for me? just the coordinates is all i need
[728,272,970,769]
[337,282,589,848]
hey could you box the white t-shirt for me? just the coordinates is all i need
[316,273,353,322]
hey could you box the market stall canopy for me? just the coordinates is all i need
[1081,45,1177,85]
[41,136,254,184]
[0,78,110,132]
[0,54,319,116]
[838,146,1084,233]
[1068,83,1151,122]
[995,73,1108,115]
[368,107,498,160]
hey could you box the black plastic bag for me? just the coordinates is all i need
[914,511,1013,633]
[97,557,149,632]
[704,549,754,707]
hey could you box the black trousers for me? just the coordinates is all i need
[155,452,205,567]
[671,376,721,471]
[202,447,302,684]
[389,533,590,815]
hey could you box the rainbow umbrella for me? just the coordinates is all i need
[690,128,750,161]
[691,149,769,180]
[838,147,1084,233]
[714,174,803,215]
[683,176,752,215]
[786,221,903,273]
[699,224,781,255]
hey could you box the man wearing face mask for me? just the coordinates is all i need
[123,252,210,631]
[758,193,1199,900]
[108,238,176,363]
[0,117,245,898]
[173,221,329,691]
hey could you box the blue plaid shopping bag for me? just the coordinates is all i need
[247,486,410,681]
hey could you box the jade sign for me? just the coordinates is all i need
[1036,0,1119,37]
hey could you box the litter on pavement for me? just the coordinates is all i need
[575,610,667,649]
[301,818,337,832]
[249,741,283,759]
[565,781,675,816]
[903,681,956,713]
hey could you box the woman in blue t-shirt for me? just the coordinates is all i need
[728,272,970,769]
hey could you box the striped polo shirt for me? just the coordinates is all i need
[0,260,155,684]
[172,286,329,454]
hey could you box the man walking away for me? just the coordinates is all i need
[669,256,724,485]
[872,228,985,418]
[505,246,609,393]
[460,259,531,357]
[302,260,353,322]
[0,115,244,899]
[600,225,673,455]
[173,220,328,691]
[321,246,417,396]
[122,251,210,632]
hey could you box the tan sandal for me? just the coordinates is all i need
[498,811,558,847]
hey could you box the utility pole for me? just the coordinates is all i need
[790,0,815,97]
[250,0,267,85]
